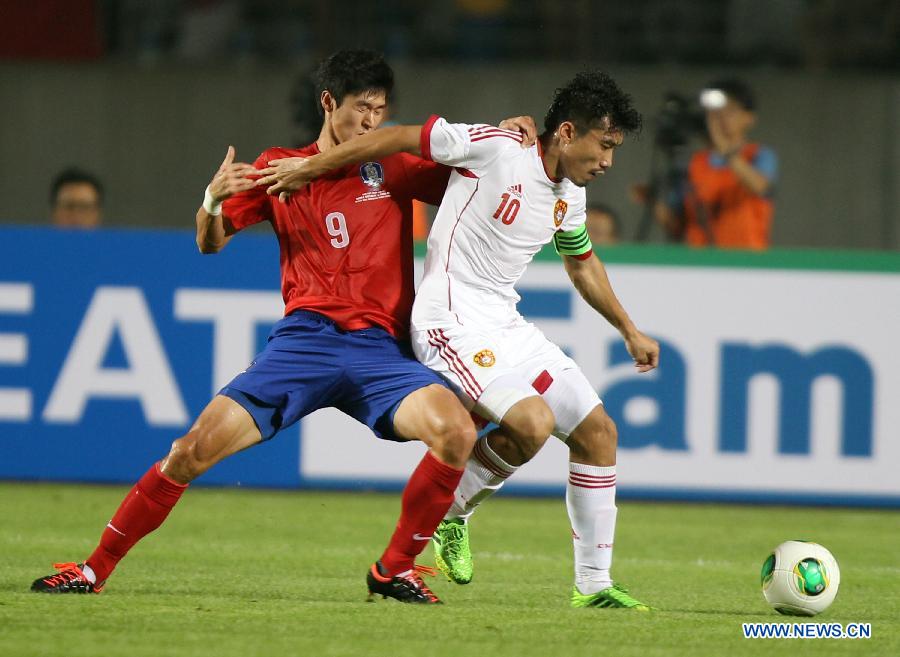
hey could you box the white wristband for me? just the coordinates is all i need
[203,185,223,216]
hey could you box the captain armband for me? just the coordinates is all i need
[553,224,593,259]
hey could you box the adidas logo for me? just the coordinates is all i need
[507,183,523,198]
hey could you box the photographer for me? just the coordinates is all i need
[655,79,778,249]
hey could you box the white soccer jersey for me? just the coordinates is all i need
[411,115,588,330]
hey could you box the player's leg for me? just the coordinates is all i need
[392,383,476,468]
[546,369,649,610]
[563,399,619,597]
[455,321,578,515]
[31,311,335,595]
[338,330,477,603]
[416,326,556,512]
[363,383,476,601]
[425,385,556,584]
[444,391,553,519]
[31,395,261,593]
[412,325,556,583]
[484,395,557,465]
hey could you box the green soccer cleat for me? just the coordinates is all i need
[432,518,473,585]
[571,583,651,610]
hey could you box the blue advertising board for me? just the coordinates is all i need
[3,227,900,506]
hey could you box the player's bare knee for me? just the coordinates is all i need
[521,402,555,442]
[162,433,205,483]
[597,413,617,449]
[451,415,478,455]
[160,437,191,483]
[569,411,617,463]
[507,403,554,462]
[427,411,476,466]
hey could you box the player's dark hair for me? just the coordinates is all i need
[706,77,756,111]
[544,71,642,136]
[313,49,394,116]
[50,167,104,205]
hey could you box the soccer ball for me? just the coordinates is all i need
[760,540,840,616]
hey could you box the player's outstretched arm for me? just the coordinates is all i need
[562,254,660,373]
[256,125,423,197]
[196,146,257,254]
[256,117,537,199]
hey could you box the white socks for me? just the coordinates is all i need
[81,563,97,584]
[566,462,617,594]
[446,435,517,521]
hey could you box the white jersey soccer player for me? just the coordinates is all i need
[257,71,659,609]
[412,115,598,433]
[409,115,640,597]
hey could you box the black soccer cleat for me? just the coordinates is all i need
[31,562,104,594]
[366,561,442,604]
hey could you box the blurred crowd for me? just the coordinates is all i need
[47,77,777,251]
[2,0,898,70]
[16,1,895,249]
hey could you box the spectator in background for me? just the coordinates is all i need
[655,78,778,250]
[50,168,103,229]
[585,203,622,246]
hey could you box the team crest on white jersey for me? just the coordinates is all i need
[360,162,384,189]
[553,199,568,227]
[473,349,496,367]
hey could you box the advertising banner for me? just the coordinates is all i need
[2,227,898,505]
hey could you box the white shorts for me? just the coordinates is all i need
[411,317,602,439]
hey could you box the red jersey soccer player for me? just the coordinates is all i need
[31,50,533,604]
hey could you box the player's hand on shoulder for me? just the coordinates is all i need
[209,145,259,203]
[255,156,315,202]
[499,116,537,148]
[624,330,660,373]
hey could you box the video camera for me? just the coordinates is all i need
[653,88,728,150]
[636,87,730,241]
[653,92,705,150]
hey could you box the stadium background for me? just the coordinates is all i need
[2,0,898,504]
[0,1,898,249]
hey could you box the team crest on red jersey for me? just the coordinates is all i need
[360,162,384,189]
[553,199,568,227]
[473,349,496,368]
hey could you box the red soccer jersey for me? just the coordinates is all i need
[223,144,450,338]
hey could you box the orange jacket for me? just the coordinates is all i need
[683,144,774,250]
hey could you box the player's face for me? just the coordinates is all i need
[329,90,388,145]
[559,121,624,188]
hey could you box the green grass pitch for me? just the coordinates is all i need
[2,482,897,657]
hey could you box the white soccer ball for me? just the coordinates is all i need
[760,540,840,616]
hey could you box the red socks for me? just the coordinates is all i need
[379,451,464,575]
[86,463,188,583]
[84,453,460,582]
